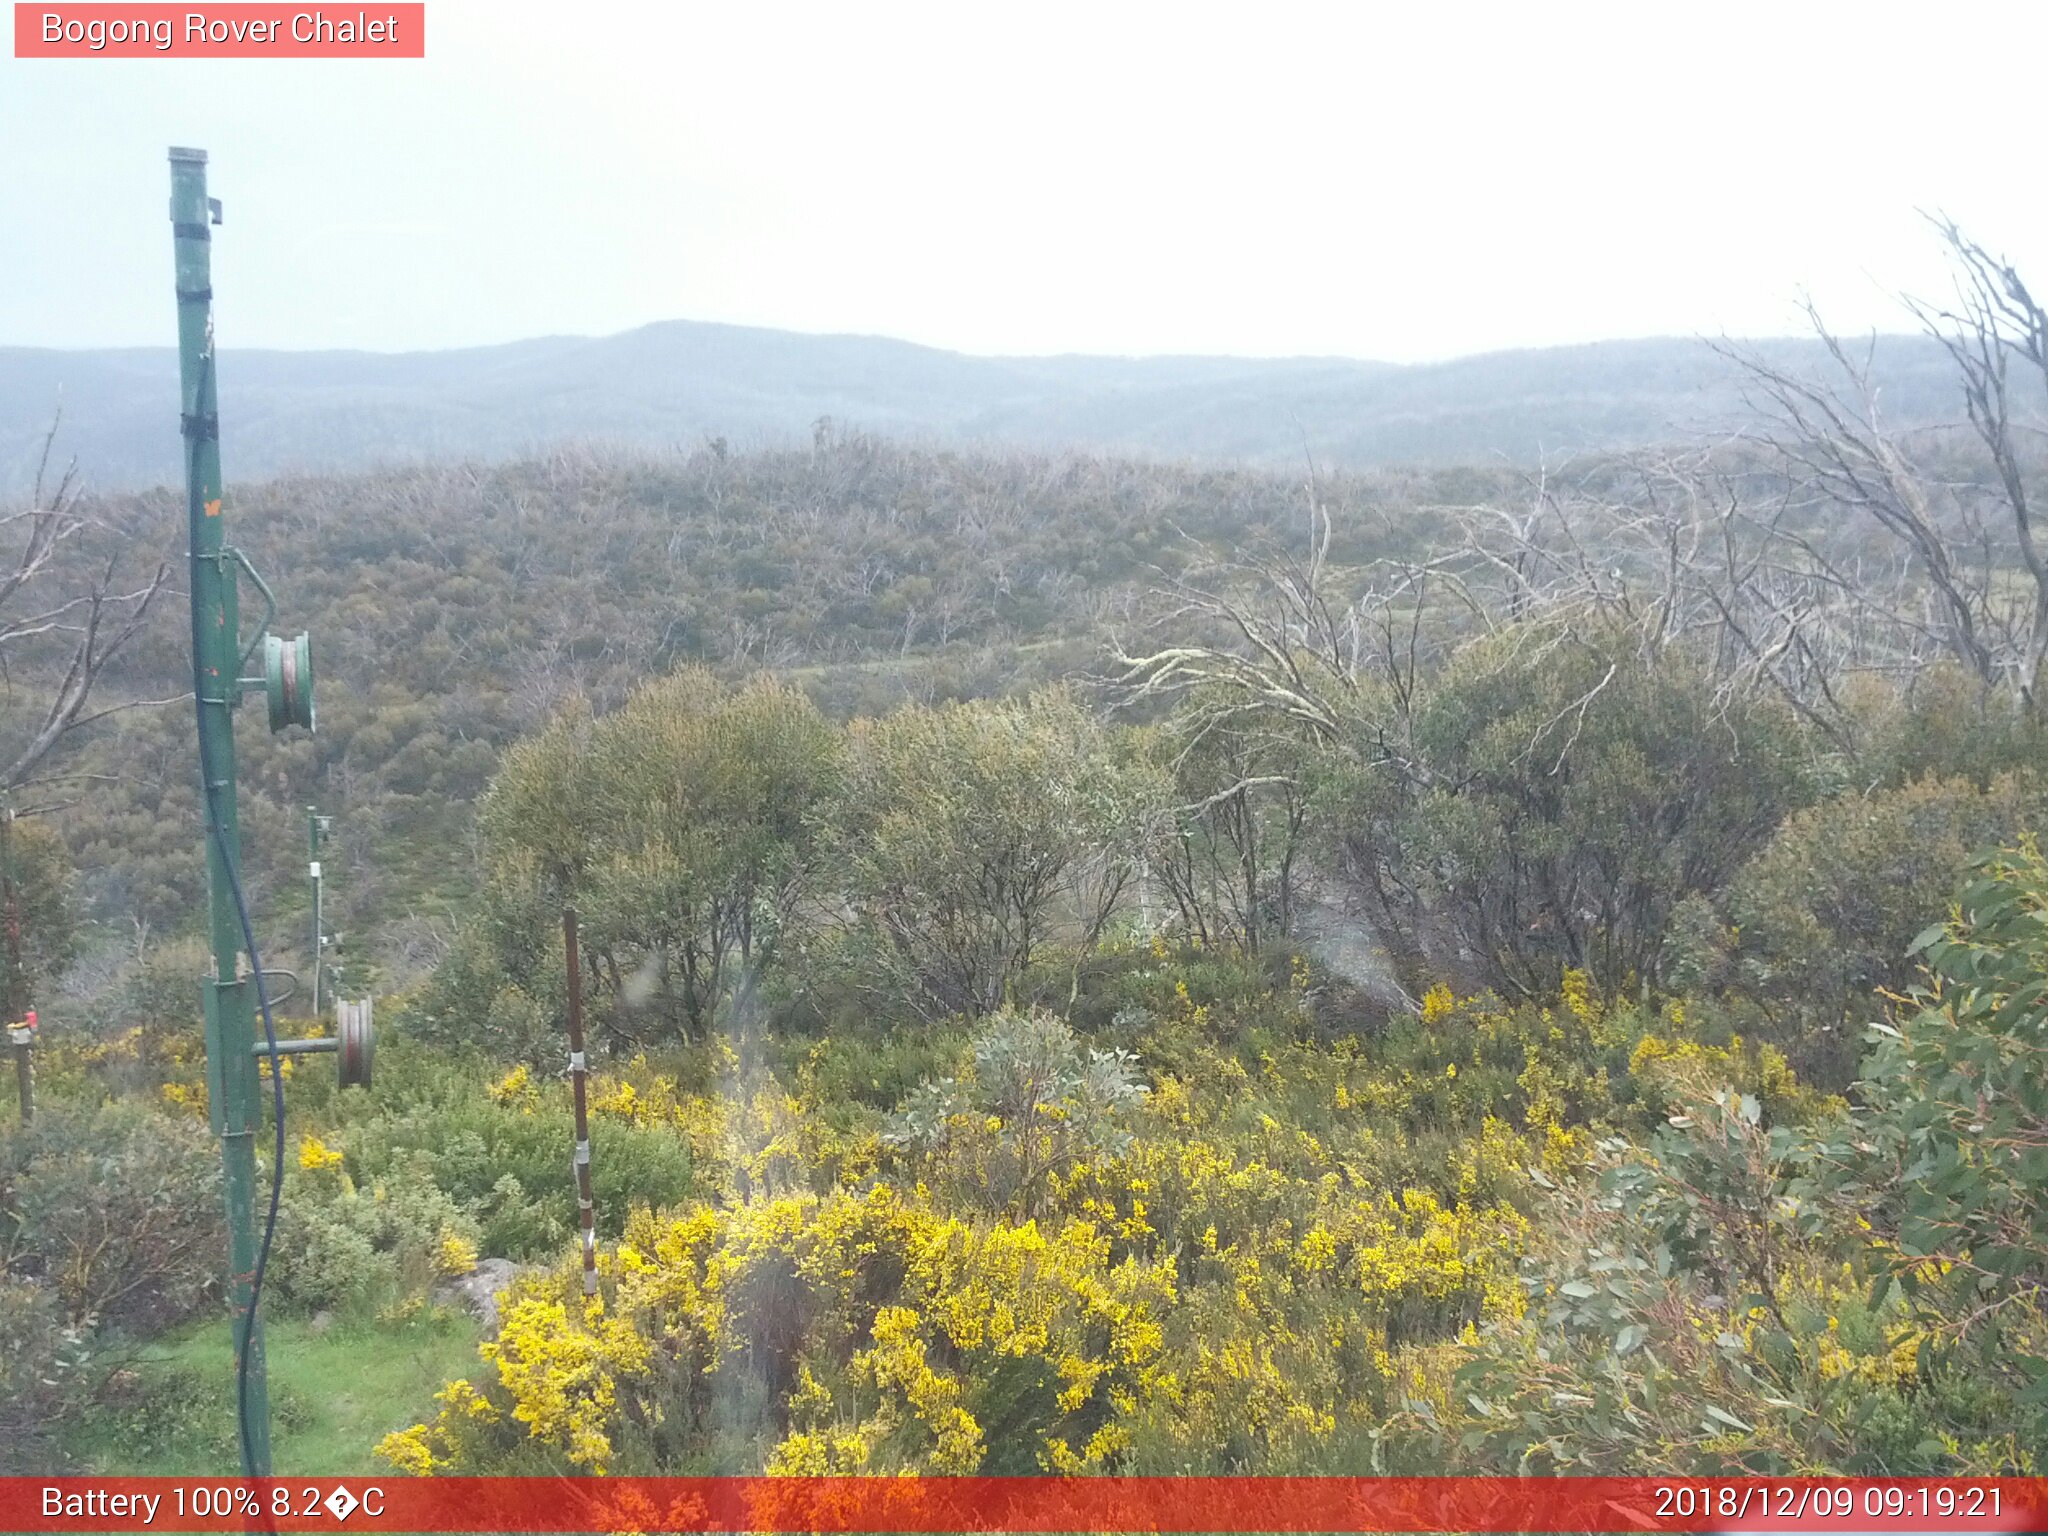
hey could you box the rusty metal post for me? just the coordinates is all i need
[8,1030,27,1125]
[563,907,599,1297]
[1,806,28,1124]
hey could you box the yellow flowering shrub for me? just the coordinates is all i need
[158,1079,207,1116]
[377,970,1872,1478]
[487,1063,535,1108]
[435,1230,481,1278]
[390,1060,1536,1479]
[1628,1032,1839,1125]
[392,1181,1188,1475]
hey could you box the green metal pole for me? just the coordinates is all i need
[171,145,271,1478]
[308,808,322,1018]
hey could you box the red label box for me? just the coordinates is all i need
[14,3,424,56]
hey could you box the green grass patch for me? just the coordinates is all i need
[63,1305,481,1476]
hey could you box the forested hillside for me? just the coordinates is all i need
[7,305,2048,1480]
[12,436,1518,981]
[0,326,1976,495]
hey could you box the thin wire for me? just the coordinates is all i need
[186,349,287,1478]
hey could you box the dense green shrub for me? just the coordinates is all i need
[885,1007,1147,1215]
[1708,773,2047,1083]
[1419,844,2048,1477]
[310,1048,694,1260]
[1323,630,1812,999]
[428,670,841,1050]
[831,687,1158,1018]
[1846,661,2048,788]
[0,1276,92,1472]
[1141,699,1313,955]
[1845,844,2048,1360]
[1437,1084,2031,1474]
[0,812,78,1005]
[0,1100,222,1334]
[274,1148,482,1313]
[404,921,561,1062]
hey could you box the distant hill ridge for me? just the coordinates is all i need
[0,320,1969,495]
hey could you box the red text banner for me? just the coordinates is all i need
[9,1476,2048,1533]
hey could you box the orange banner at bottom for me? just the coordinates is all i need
[11,1476,2048,1534]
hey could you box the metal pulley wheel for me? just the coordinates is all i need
[336,999,374,1089]
[264,630,316,733]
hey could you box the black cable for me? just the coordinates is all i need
[207,748,287,1478]
[185,354,287,1479]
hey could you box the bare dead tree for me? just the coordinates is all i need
[1442,451,1899,753]
[1107,481,1502,760]
[0,417,175,796]
[1716,315,2007,691]
[1907,215,2048,708]
[1715,220,2048,717]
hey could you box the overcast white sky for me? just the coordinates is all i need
[3,1,2042,362]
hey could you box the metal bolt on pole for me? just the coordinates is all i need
[563,908,599,1298]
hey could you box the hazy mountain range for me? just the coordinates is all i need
[0,320,1971,497]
